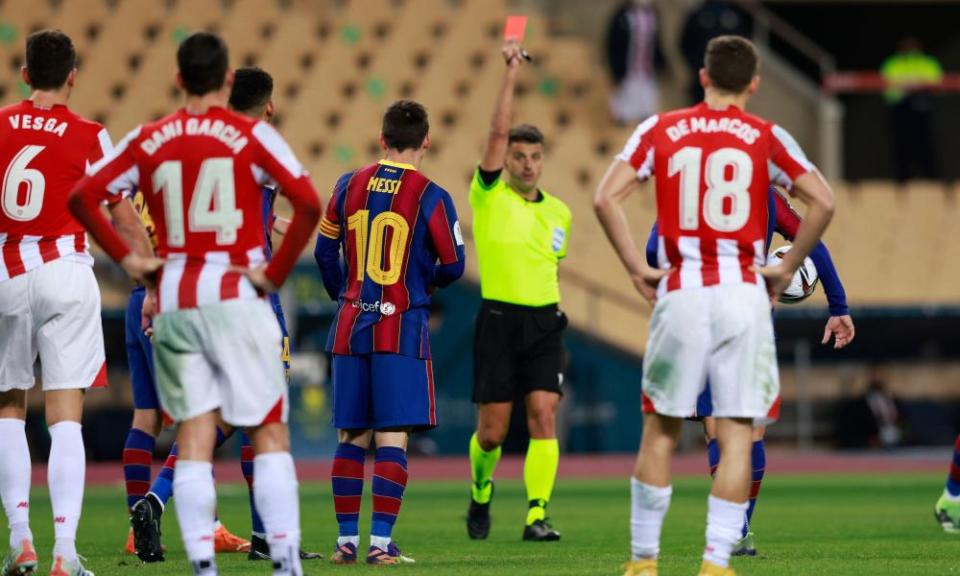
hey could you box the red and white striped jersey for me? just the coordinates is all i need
[617,102,814,296]
[0,100,113,281]
[80,106,318,312]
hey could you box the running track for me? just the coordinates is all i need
[34,452,949,486]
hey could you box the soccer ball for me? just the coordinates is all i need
[766,245,818,304]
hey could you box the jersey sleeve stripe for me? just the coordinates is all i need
[770,125,814,186]
[89,126,140,176]
[96,128,114,159]
[252,121,304,180]
[615,114,658,171]
[107,166,139,196]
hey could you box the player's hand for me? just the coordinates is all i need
[753,263,793,303]
[631,265,671,305]
[141,288,157,338]
[822,315,855,349]
[120,253,163,287]
[243,265,278,293]
[502,39,524,68]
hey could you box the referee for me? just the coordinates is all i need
[466,39,572,542]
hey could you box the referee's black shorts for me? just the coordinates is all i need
[472,299,567,404]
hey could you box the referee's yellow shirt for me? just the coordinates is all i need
[469,167,572,307]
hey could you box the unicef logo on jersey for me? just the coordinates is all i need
[351,299,397,316]
[551,227,566,253]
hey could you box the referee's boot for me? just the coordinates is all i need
[522,500,560,542]
[466,481,494,540]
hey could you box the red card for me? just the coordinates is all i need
[503,15,528,42]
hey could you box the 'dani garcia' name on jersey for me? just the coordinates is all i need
[665,116,761,145]
[8,113,68,137]
[140,117,249,156]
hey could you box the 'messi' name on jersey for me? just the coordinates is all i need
[665,116,760,145]
[366,176,401,194]
[8,113,68,137]
[140,117,249,156]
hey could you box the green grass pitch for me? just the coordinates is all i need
[5,472,956,575]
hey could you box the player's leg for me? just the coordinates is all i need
[152,308,225,575]
[0,390,37,575]
[365,353,438,564]
[934,434,960,532]
[239,430,267,553]
[700,283,780,575]
[328,354,373,563]
[0,275,37,573]
[468,302,519,539]
[732,425,766,556]
[35,261,104,576]
[522,391,561,541]
[625,288,709,575]
[330,428,372,564]
[208,299,302,576]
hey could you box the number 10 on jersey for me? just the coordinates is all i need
[346,209,409,286]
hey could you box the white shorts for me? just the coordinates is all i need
[152,299,287,427]
[0,259,106,392]
[642,283,780,423]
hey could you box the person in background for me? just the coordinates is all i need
[680,0,753,104]
[606,0,665,124]
[881,37,943,181]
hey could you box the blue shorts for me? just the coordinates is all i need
[125,287,159,410]
[331,353,437,431]
[692,382,714,419]
[270,293,291,371]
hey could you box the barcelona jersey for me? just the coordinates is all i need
[315,160,465,359]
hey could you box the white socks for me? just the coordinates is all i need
[253,452,302,576]
[337,536,359,548]
[49,421,84,560]
[0,419,32,548]
[630,478,673,560]
[703,495,749,568]
[173,460,217,565]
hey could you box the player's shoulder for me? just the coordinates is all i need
[541,189,572,219]
[739,108,777,132]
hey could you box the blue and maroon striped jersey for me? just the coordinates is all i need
[314,159,465,358]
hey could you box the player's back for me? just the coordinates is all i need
[619,102,812,294]
[0,100,110,280]
[326,159,464,358]
[104,106,291,310]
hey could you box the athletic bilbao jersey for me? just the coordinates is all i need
[617,102,814,296]
[0,100,113,281]
[81,106,316,312]
[318,160,465,358]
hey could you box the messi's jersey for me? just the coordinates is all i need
[319,160,465,359]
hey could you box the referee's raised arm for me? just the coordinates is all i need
[465,37,572,544]
[480,40,524,173]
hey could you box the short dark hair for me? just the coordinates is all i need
[25,30,76,90]
[381,100,429,151]
[229,66,273,113]
[177,32,229,96]
[704,35,759,94]
[508,124,544,146]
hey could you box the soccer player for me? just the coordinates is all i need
[934,434,960,532]
[69,32,321,576]
[0,29,151,576]
[645,186,856,556]
[314,99,465,564]
[594,36,835,576]
[466,39,572,543]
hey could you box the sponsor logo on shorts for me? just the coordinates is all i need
[351,299,397,316]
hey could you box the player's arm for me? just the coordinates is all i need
[773,189,854,348]
[594,159,668,304]
[314,174,349,300]
[273,216,291,236]
[594,116,668,304]
[479,40,525,174]
[68,128,162,283]
[758,126,835,298]
[427,189,466,288]
[249,122,322,291]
